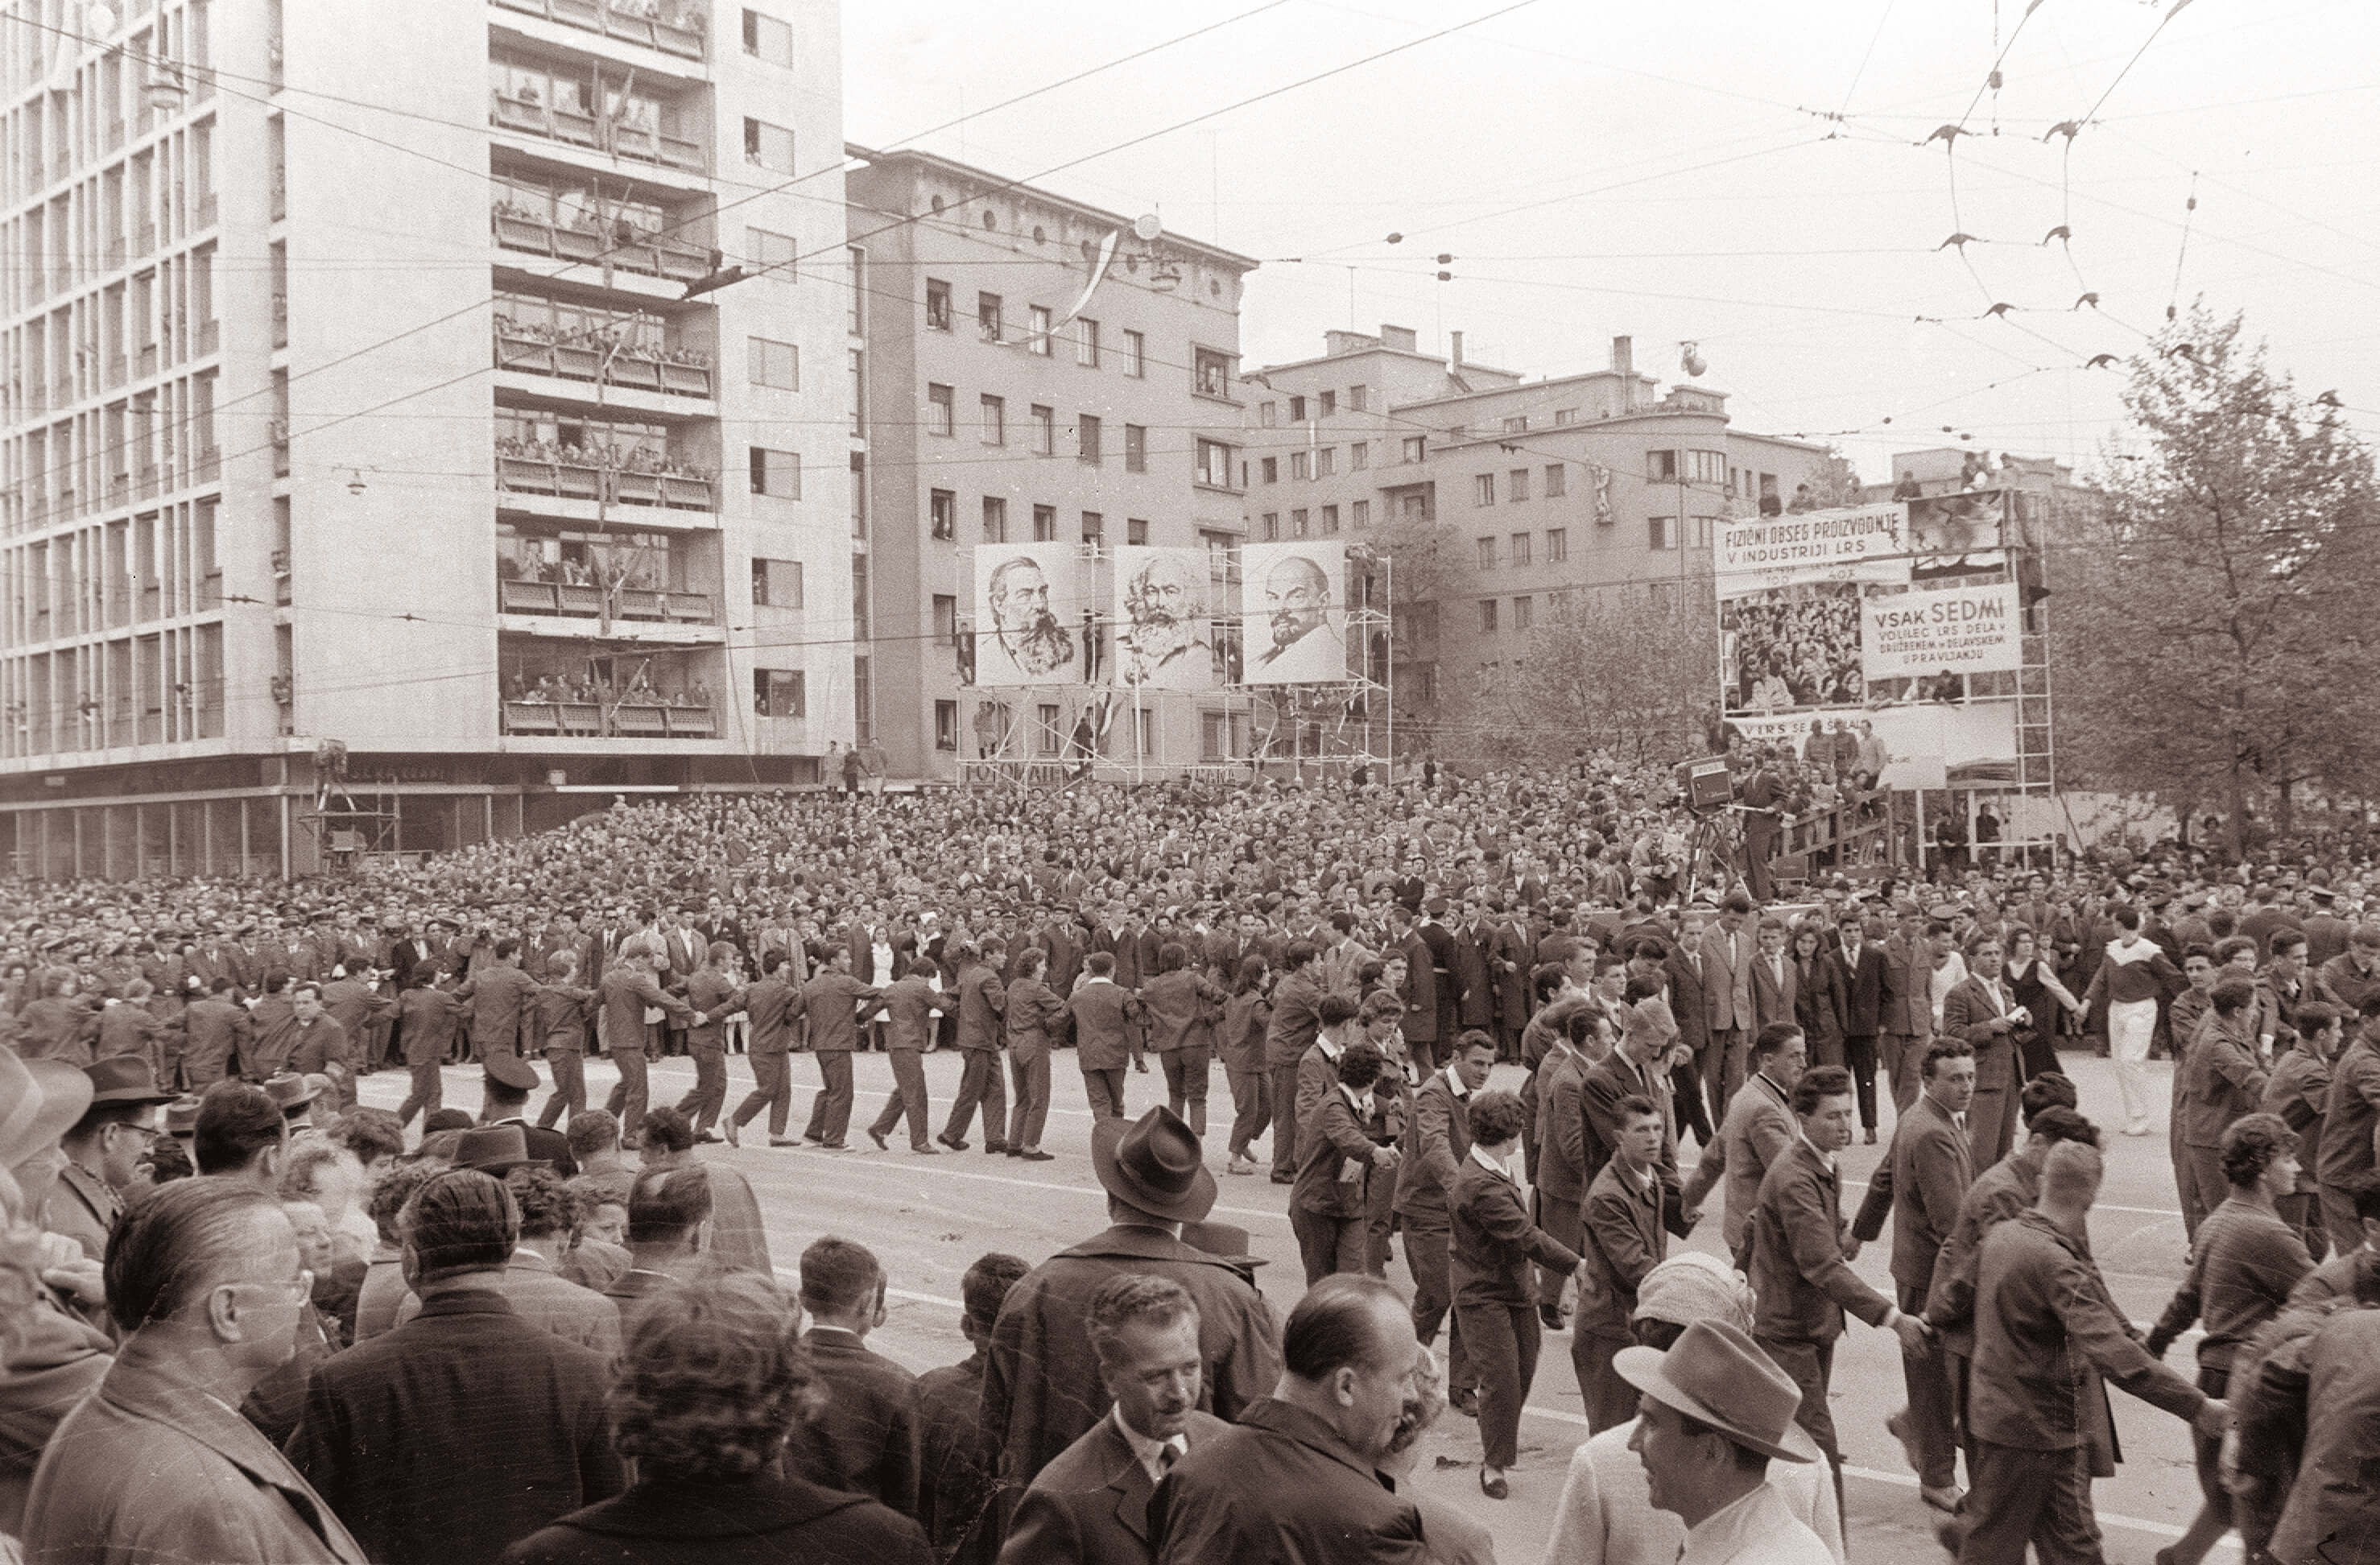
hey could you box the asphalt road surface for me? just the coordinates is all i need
[357,1044,2232,1564]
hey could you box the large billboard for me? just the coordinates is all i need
[1111,546,1215,692]
[1721,580,1868,712]
[1860,581,2022,683]
[1724,702,2018,790]
[1242,540,1348,685]
[1715,502,1910,586]
[973,545,1084,686]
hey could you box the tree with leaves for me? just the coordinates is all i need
[2052,306,2380,860]
[1461,576,1720,767]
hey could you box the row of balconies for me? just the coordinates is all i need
[492,0,707,59]
[491,203,711,282]
[499,699,717,737]
[10,452,217,535]
[494,447,714,510]
[489,92,704,174]
[497,577,715,623]
[494,323,712,397]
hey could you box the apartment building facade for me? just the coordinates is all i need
[0,0,853,877]
[1240,328,1838,736]
[846,147,1260,782]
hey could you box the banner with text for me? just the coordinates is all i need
[1859,582,2022,682]
[1716,503,1911,585]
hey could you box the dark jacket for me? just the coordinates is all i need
[789,1328,921,1518]
[1293,1088,1385,1221]
[1000,1409,1229,1565]
[915,1352,1002,1565]
[286,1290,622,1565]
[1391,1070,1475,1220]
[1149,1398,1427,1565]
[1452,1154,1580,1308]
[1577,1154,1666,1340]
[499,1472,930,1565]
[1851,1090,1974,1297]
[804,972,883,1054]
[1069,981,1142,1072]
[1749,1138,1893,1344]
[1838,940,1887,1037]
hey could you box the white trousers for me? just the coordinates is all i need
[2109,997,2157,1131]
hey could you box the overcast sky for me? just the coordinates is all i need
[843,0,2379,481]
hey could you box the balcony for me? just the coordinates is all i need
[495,442,715,511]
[491,202,711,283]
[498,576,715,625]
[493,320,713,398]
[488,92,705,175]
[492,0,708,60]
[499,700,718,737]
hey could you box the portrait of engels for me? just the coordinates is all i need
[1115,551,1213,687]
[984,554,1078,679]
[1254,551,1341,677]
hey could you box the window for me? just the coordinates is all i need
[1036,704,1061,757]
[1648,515,1678,551]
[980,394,1005,446]
[749,447,800,498]
[852,555,870,640]
[924,279,952,332]
[1474,473,1495,507]
[935,700,958,751]
[746,226,796,283]
[1196,440,1233,489]
[1350,441,1370,471]
[1259,402,1277,427]
[1479,598,1499,634]
[1316,447,1336,477]
[1032,505,1056,541]
[981,496,1008,543]
[1476,536,1497,569]
[1076,414,1102,465]
[1192,346,1230,397]
[1291,509,1310,538]
[1125,330,1147,378]
[1512,596,1533,632]
[1288,395,1307,423]
[1351,499,1370,528]
[1403,436,1427,463]
[932,594,958,645]
[1081,511,1103,543]
[1547,527,1567,563]
[1028,305,1052,354]
[742,9,794,66]
[1290,451,1311,481]
[847,246,865,332]
[747,337,798,390]
[1125,423,1147,473]
[1262,512,1280,541]
[1348,386,1370,413]
[927,383,954,436]
[753,669,806,717]
[928,489,956,539]
[1031,405,1055,455]
[848,350,864,433]
[1553,407,1576,425]
[1075,317,1100,366]
[1510,532,1531,567]
[1691,515,1716,549]
[1647,448,1679,481]
[744,118,795,173]
[1319,390,1337,417]
[1688,449,1726,485]
[1321,504,1340,535]
[750,557,802,608]
[1544,463,1566,498]
[977,291,1002,343]
[1126,517,1150,545]
[1261,456,1279,485]
[1502,415,1528,434]
[1508,468,1530,502]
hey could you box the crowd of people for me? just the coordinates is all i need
[2,758,2379,1564]
[1722,584,1866,712]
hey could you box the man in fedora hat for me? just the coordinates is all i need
[43,1055,176,1261]
[983,1106,1283,1495]
[477,1053,576,1176]
[1614,1318,1833,1564]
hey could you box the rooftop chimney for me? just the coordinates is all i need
[1448,330,1465,368]
[1380,324,1418,353]
[1610,335,1634,376]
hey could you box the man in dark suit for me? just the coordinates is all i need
[1749,917,1799,1036]
[1836,909,1888,1142]
[919,1253,1029,1565]
[1417,902,1461,1054]
[1940,936,2027,1170]
[1072,952,1146,1122]
[728,950,806,1147]
[597,940,692,1146]
[287,1169,622,1565]
[1149,1275,1427,1562]
[1392,1031,1494,1411]
[790,1237,921,1518]
[1850,1039,1977,1514]
[1000,1274,1230,1565]
[1878,902,1936,1117]
[1450,899,1498,1054]
[801,948,882,1150]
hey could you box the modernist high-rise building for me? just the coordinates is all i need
[845,147,1260,782]
[0,0,851,876]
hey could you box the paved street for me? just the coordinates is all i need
[358,1045,2232,1563]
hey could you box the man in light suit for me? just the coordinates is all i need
[1697,892,1759,1118]
[1939,936,2025,1168]
[1749,916,1799,1036]
[1002,1274,1229,1565]
[1877,902,1936,1117]
[1681,1021,1805,1270]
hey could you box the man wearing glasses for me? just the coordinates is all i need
[44,1055,177,1261]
